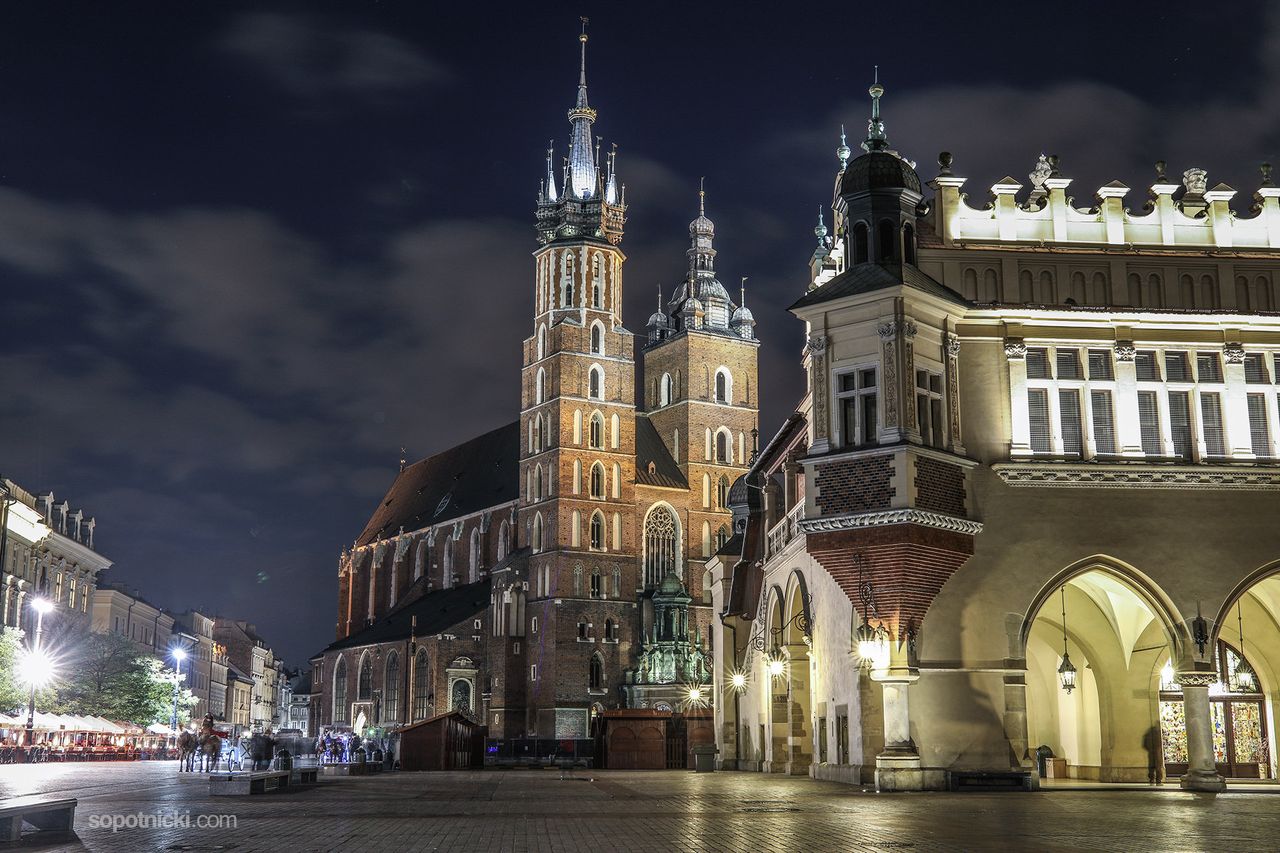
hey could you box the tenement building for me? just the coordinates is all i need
[710,81,1280,791]
[311,32,758,747]
[2,477,108,632]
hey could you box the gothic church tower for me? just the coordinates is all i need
[517,29,638,737]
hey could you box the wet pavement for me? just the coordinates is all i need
[1,761,1277,851]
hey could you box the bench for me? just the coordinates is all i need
[291,767,320,785]
[209,770,291,796]
[0,796,76,843]
[947,770,1035,792]
[320,762,369,777]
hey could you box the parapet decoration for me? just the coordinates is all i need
[931,154,1280,250]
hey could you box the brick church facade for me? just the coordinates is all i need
[310,31,759,743]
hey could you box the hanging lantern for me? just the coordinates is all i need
[855,620,887,670]
[1231,603,1258,693]
[1058,651,1077,694]
[766,647,786,679]
[1057,586,1077,695]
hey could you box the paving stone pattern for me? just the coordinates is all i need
[0,762,1277,852]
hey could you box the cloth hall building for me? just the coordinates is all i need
[709,80,1280,791]
[310,33,758,746]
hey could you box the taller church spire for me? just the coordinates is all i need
[567,20,598,200]
[535,21,625,246]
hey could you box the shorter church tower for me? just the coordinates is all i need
[642,187,760,590]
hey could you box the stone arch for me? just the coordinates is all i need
[714,366,733,404]
[413,538,428,581]
[1021,557,1188,784]
[641,501,682,588]
[1019,556,1186,663]
[469,527,482,583]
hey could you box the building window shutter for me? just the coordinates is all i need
[1058,390,1083,456]
[1138,391,1162,455]
[1087,349,1113,380]
[1198,392,1225,457]
[1196,353,1223,383]
[1055,348,1082,380]
[1244,353,1269,384]
[1026,348,1051,379]
[1168,391,1193,459]
[1027,389,1052,453]
[1165,351,1191,382]
[1090,390,1116,455]
[1135,351,1160,382]
[1247,393,1270,456]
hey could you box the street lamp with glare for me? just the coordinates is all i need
[22,597,54,753]
[170,647,188,737]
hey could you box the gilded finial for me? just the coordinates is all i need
[815,205,828,242]
[699,176,706,215]
[740,276,748,305]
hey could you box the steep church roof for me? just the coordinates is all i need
[634,414,688,489]
[356,422,520,547]
[321,578,493,653]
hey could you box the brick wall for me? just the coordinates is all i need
[914,456,966,517]
[814,455,894,516]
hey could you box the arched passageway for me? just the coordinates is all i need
[1024,567,1176,783]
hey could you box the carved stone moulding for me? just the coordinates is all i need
[798,508,984,536]
[993,462,1280,490]
[1114,341,1137,362]
[1175,671,1218,688]
[1224,342,1246,364]
[1003,338,1027,360]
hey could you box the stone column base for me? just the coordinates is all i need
[875,755,924,792]
[1180,770,1226,793]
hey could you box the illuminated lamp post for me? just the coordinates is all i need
[21,597,55,755]
[171,647,188,740]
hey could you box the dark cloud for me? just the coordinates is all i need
[220,12,452,101]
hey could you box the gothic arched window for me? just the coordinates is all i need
[532,513,544,552]
[589,366,603,400]
[333,656,347,722]
[536,324,546,360]
[357,653,373,702]
[589,653,604,689]
[715,368,730,403]
[643,505,678,588]
[590,322,604,354]
[412,650,430,720]
[497,520,509,561]
[716,475,730,509]
[591,253,603,308]
[590,462,605,498]
[469,528,481,583]
[590,412,604,449]
[590,511,605,550]
[715,430,730,464]
[661,373,673,406]
[384,652,400,723]
[535,368,545,404]
[716,524,731,551]
[562,254,575,306]
[605,618,617,640]
[451,679,472,712]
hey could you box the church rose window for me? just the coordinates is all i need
[643,505,678,588]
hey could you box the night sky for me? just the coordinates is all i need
[2,1,1274,665]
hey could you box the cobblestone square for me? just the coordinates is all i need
[1,763,1278,852]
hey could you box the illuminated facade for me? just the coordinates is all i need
[2,478,108,632]
[712,80,1280,792]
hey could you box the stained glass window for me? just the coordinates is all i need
[1159,701,1188,764]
